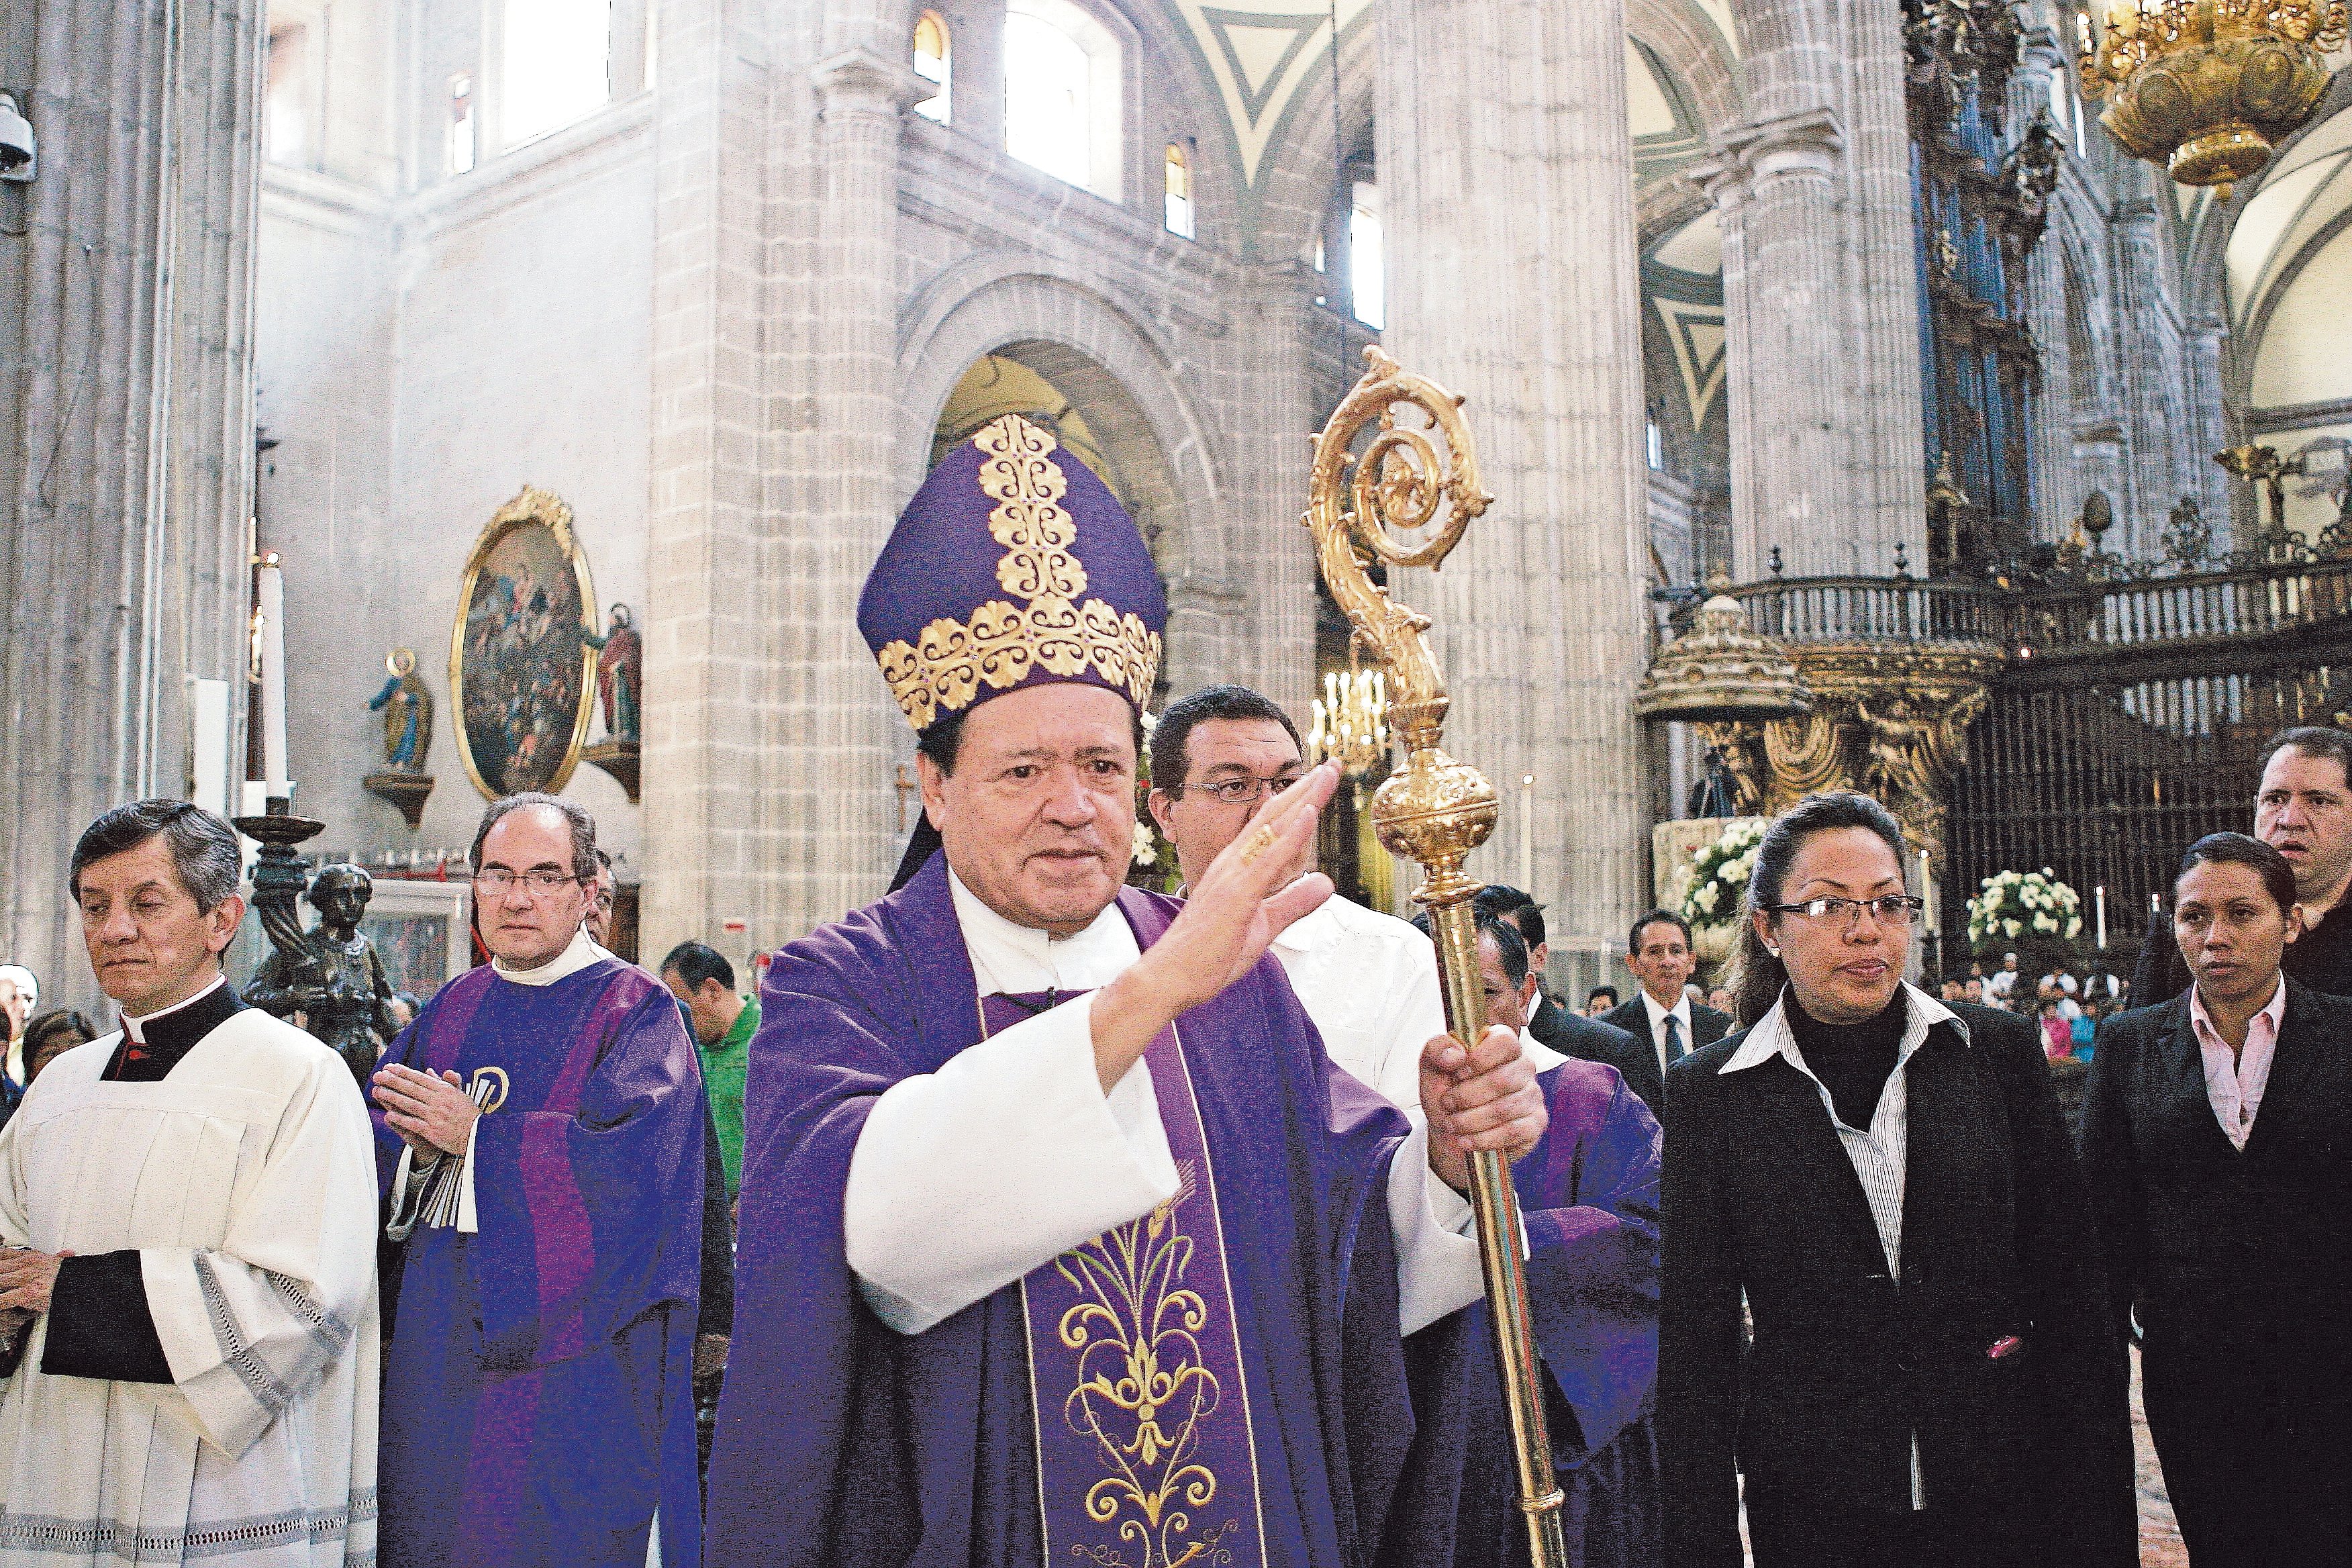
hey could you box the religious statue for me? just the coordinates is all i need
[587,603,642,743]
[243,862,402,1088]
[367,648,434,772]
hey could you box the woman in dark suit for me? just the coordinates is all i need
[1658,791,2136,1568]
[2079,832,2352,1565]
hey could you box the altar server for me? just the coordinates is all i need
[1146,681,1444,1107]
[371,793,707,1568]
[0,800,379,1566]
[706,413,1548,1568]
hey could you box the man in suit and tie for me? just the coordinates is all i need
[1425,895,1646,1085]
[2080,832,2352,1565]
[1597,910,1732,1118]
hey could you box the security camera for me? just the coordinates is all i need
[0,94,36,183]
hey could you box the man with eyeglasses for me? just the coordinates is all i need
[369,792,709,1568]
[1144,683,1444,1108]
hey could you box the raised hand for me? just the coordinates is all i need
[1419,1024,1548,1191]
[1088,763,1340,1089]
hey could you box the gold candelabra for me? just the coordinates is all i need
[1302,346,1569,1568]
[1308,665,1390,788]
[2075,0,2347,193]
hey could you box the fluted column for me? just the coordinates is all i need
[1843,0,1932,569]
[0,0,262,1012]
[1376,0,1651,956]
[1226,266,1320,722]
[1697,109,1856,579]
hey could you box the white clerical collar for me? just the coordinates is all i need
[492,928,609,987]
[1642,989,1690,1030]
[122,973,227,1043]
[947,869,1138,996]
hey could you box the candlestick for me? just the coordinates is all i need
[1520,775,1535,893]
[2096,884,2108,950]
[256,554,291,800]
[1918,848,1935,933]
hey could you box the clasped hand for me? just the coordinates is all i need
[371,1062,481,1159]
[1419,1025,1547,1191]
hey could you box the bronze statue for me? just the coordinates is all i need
[367,648,434,772]
[243,863,402,1087]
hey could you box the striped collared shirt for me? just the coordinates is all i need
[1719,981,1971,1507]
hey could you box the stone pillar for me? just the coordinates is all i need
[640,1,919,965]
[1226,265,1320,722]
[1698,110,1856,580]
[0,0,262,1011]
[2186,316,2232,551]
[640,0,779,964]
[1375,0,1651,953]
[1842,0,1932,571]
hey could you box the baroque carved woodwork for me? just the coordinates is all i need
[1690,644,2000,864]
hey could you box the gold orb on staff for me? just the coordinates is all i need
[1300,344,1569,1568]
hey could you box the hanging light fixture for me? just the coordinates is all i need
[2076,0,2347,194]
[1308,663,1390,791]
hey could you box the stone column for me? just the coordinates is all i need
[1225,264,1320,722]
[1375,0,1651,954]
[1696,109,1855,580]
[640,0,920,965]
[1842,0,1932,571]
[2186,316,2232,551]
[640,0,780,965]
[0,0,263,1011]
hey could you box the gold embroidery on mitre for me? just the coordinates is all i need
[877,413,1161,730]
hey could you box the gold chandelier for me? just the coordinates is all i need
[2076,0,2347,192]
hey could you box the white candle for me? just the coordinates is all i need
[1918,849,1935,932]
[257,554,290,801]
[1519,774,1535,893]
[2096,884,2108,950]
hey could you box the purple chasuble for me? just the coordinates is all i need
[707,854,1487,1568]
[982,994,1267,1568]
[372,955,707,1568]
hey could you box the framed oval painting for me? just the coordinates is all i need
[448,487,599,800]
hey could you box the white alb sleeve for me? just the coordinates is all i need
[1388,1119,1487,1334]
[844,993,1180,1335]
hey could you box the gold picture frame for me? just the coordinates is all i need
[448,487,600,801]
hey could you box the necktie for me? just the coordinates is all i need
[1664,1010,1685,1066]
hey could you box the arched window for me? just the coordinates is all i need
[914,11,951,124]
[1349,181,1385,330]
[1164,143,1194,237]
[1003,0,1123,200]
[501,0,612,148]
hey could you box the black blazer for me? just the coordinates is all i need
[1593,995,1731,1114]
[1527,1003,1645,1087]
[2077,985,2352,1459]
[1657,997,2136,1568]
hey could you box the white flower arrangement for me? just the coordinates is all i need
[1965,867,2084,946]
[1131,819,1159,869]
[1681,818,1769,929]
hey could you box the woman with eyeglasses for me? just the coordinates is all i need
[2078,833,2352,1565]
[1658,791,2135,1568]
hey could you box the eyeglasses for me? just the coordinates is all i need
[471,867,584,897]
[1766,895,1926,928]
[1168,773,1304,806]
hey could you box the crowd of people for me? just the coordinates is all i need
[1,413,2346,1568]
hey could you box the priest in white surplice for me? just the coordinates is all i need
[0,801,379,1567]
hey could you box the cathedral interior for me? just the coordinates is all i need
[5,0,2351,1011]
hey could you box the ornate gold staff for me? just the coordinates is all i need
[1303,345,1569,1568]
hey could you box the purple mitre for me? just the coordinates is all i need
[857,413,1166,734]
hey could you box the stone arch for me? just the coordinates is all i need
[1628,0,1745,136]
[896,264,1242,693]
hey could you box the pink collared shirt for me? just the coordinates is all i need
[2188,976,2287,1151]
